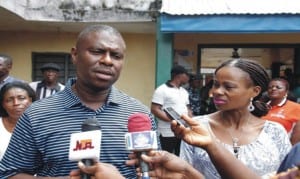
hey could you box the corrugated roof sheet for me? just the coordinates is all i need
[160,0,300,15]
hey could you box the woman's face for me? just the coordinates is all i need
[267,80,287,100]
[2,87,32,119]
[212,66,259,111]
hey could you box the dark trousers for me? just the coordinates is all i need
[159,135,181,156]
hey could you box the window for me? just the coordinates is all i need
[32,52,76,84]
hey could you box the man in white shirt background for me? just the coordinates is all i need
[151,65,192,156]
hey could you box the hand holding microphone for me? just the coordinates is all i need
[133,150,204,179]
[69,117,101,179]
[69,160,125,179]
[125,113,158,179]
[124,113,193,179]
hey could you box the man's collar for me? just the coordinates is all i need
[166,80,175,88]
[65,78,121,108]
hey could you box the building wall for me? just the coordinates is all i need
[0,31,156,107]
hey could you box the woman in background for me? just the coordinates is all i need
[0,81,36,160]
[262,78,300,145]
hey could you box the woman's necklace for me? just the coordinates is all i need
[225,115,250,159]
[227,130,241,158]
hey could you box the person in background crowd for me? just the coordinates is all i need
[151,65,192,156]
[29,63,65,100]
[0,24,157,178]
[199,79,217,115]
[262,78,300,145]
[292,75,300,103]
[187,74,202,116]
[0,54,23,89]
[179,58,291,178]
[281,68,295,91]
[0,81,36,160]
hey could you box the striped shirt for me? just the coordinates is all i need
[0,78,158,178]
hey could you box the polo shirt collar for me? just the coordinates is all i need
[64,78,121,108]
[267,97,287,107]
[166,80,174,87]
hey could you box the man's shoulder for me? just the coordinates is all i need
[58,82,66,89]
[156,83,167,88]
[111,87,144,104]
[7,76,24,83]
[154,83,169,92]
[29,81,41,85]
[28,81,41,90]
[180,86,189,93]
[111,87,150,110]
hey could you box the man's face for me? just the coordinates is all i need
[179,73,190,86]
[0,58,11,78]
[42,69,59,83]
[71,30,125,91]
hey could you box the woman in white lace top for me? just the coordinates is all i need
[179,58,292,179]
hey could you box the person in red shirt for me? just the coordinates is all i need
[262,78,300,145]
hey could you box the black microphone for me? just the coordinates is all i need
[81,117,101,179]
[68,117,101,179]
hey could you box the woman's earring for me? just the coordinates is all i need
[248,98,255,112]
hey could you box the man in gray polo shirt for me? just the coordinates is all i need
[0,25,158,179]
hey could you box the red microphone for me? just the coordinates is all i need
[125,113,158,179]
[128,113,152,132]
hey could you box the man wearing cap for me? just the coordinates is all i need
[151,65,192,156]
[29,63,65,100]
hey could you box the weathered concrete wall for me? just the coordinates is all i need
[0,0,158,22]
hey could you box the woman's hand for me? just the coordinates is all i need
[171,114,212,149]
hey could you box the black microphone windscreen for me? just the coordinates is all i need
[81,117,101,131]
